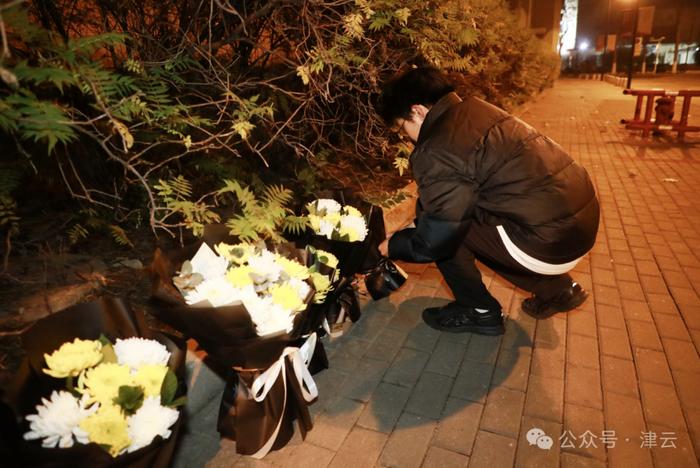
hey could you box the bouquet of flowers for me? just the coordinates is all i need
[24,336,182,457]
[299,190,406,333]
[302,197,373,279]
[148,228,335,457]
[172,242,334,337]
[0,297,186,468]
[306,198,369,243]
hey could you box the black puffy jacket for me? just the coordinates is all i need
[388,92,600,265]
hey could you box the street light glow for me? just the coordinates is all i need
[559,0,578,56]
[579,40,589,51]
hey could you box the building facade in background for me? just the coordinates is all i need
[508,0,565,53]
[575,0,699,72]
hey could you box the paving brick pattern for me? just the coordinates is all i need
[201,78,700,467]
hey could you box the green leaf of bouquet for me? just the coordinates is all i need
[114,385,144,414]
[100,342,117,364]
[98,334,111,346]
[160,369,178,405]
[168,395,188,408]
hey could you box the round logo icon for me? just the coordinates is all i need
[536,435,554,450]
[526,428,546,445]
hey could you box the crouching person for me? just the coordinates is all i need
[377,66,600,335]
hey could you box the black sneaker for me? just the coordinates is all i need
[422,302,505,335]
[521,282,588,318]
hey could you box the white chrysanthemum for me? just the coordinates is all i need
[247,249,282,284]
[232,284,259,303]
[256,315,294,336]
[126,397,179,453]
[242,294,269,322]
[244,296,294,336]
[114,337,171,373]
[24,391,97,448]
[313,199,341,214]
[288,277,312,300]
[340,214,368,241]
[255,307,295,336]
[189,243,229,281]
[317,219,336,239]
[186,276,241,307]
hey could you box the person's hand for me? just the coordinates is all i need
[379,234,392,257]
[379,239,389,257]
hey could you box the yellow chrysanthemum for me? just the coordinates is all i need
[342,205,362,217]
[269,283,304,312]
[79,404,130,457]
[132,364,169,398]
[310,272,332,303]
[79,363,133,405]
[314,249,338,269]
[226,265,254,287]
[43,338,103,378]
[276,256,310,280]
[338,225,361,242]
[308,214,321,232]
[215,242,254,265]
[324,212,342,225]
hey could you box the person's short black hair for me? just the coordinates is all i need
[376,66,455,126]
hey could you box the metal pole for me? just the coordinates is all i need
[604,0,612,73]
[612,0,622,74]
[672,0,683,73]
[626,0,639,89]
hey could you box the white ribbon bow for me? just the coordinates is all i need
[249,333,319,459]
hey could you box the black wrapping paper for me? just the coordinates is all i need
[0,297,186,468]
[147,226,327,456]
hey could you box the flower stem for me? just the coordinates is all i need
[66,375,75,393]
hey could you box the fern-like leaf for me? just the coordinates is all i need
[67,33,128,55]
[369,14,392,31]
[12,62,77,93]
[226,216,260,243]
[109,225,133,247]
[0,166,23,195]
[68,223,89,245]
[282,215,310,236]
[263,184,293,207]
[392,157,410,176]
[0,195,20,232]
[217,179,257,212]
[155,176,192,200]
[6,96,77,152]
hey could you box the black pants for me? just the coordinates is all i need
[436,224,574,311]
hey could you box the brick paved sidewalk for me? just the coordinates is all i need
[198,78,700,468]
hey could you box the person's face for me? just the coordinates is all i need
[393,105,428,143]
